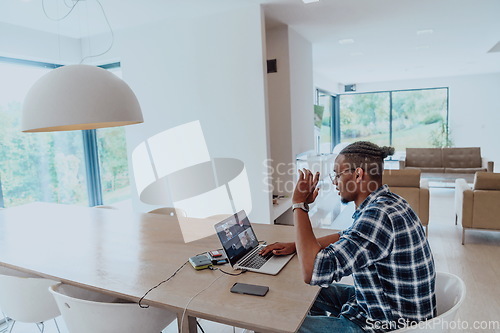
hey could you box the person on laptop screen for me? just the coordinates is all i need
[261,141,436,332]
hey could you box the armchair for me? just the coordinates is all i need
[383,169,430,236]
[455,172,500,244]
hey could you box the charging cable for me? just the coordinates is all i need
[209,266,248,276]
[179,274,223,332]
[138,261,188,308]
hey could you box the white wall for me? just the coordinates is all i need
[117,5,272,223]
[265,25,293,195]
[264,25,314,224]
[265,25,315,197]
[0,23,80,64]
[1,6,274,224]
[354,72,500,171]
[288,28,314,160]
[314,71,341,95]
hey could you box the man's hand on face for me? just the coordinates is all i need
[292,169,320,205]
[259,242,296,256]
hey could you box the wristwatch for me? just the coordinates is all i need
[292,202,309,212]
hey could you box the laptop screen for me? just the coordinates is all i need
[214,210,259,266]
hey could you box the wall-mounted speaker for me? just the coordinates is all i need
[344,84,356,92]
[267,59,277,73]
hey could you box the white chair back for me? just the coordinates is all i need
[149,207,187,217]
[49,283,176,333]
[93,205,117,209]
[0,266,60,323]
[393,271,466,332]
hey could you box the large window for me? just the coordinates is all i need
[97,127,130,205]
[338,88,449,151]
[391,89,449,150]
[95,66,131,206]
[0,58,131,207]
[339,92,390,147]
[315,89,336,154]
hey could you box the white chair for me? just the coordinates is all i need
[393,271,466,332]
[148,207,187,217]
[0,266,61,333]
[49,283,176,333]
[93,205,117,209]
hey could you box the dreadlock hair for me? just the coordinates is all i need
[338,141,395,182]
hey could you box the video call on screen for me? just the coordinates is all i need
[216,215,258,260]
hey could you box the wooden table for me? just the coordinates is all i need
[0,202,331,333]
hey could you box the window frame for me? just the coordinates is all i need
[336,86,449,149]
[315,88,339,153]
[0,56,123,207]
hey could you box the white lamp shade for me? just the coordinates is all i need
[22,64,143,132]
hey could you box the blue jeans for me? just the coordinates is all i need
[299,284,365,333]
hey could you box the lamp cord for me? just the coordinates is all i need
[79,0,115,64]
[62,0,75,9]
[42,0,81,21]
[40,0,115,64]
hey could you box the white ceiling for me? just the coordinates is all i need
[261,0,500,84]
[1,0,500,84]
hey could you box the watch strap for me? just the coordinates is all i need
[292,202,309,212]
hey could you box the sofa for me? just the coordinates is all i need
[399,147,493,176]
[382,169,429,236]
[455,172,500,244]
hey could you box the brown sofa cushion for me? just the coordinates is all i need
[474,172,500,190]
[408,167,445,173]
[442,147,481,168]
[406,148,443,168]
[383,169,421,187]
[445,167,486,174]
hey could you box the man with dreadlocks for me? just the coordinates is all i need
[261,141,436,332]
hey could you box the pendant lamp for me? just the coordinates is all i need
[22,64,143,132]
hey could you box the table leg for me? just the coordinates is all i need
[177,313,197,333]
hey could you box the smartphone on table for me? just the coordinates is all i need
[230,282,269,296]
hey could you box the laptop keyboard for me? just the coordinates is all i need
[238,248,273,269]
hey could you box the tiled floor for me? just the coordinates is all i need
[424,188,500,332]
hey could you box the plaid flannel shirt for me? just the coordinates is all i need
[310,185,436,332]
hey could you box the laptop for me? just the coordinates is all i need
[214,210,294,275]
